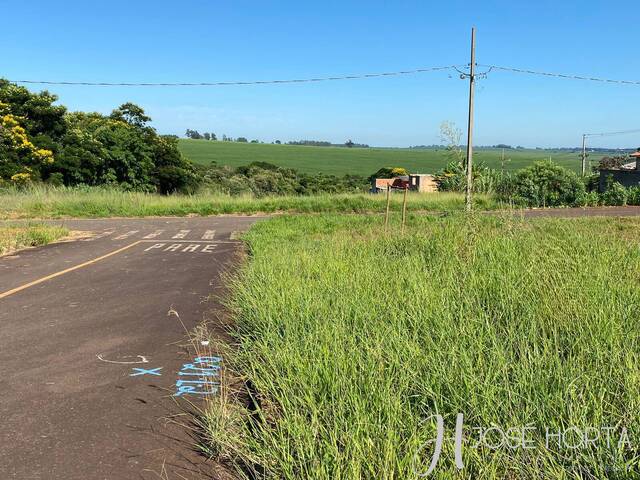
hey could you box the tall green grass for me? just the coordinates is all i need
[0,224,68,255]
[0,186,497,219]
[206,214,640,478]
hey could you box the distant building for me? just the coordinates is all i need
[370,173,438,193]
[371,178,395,193]
[598,150,640,191]
[408,174,438,193]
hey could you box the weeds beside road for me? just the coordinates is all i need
[206,213,640,479]
[0,187,497,219]
[0,224,68,256]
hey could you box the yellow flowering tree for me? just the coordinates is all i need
[0,114,54,183]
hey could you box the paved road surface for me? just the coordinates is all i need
[0,217,262,479]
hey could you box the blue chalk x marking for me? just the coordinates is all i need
[130,367,163,377]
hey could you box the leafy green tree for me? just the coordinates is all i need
[0,79,67,141]
[0,80,60,183]
[368,167,408,182]
[151,135,197,193]
[110,102,151,128]
[0,81,197,193]
[185,129,203,139]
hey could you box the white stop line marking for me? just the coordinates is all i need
[114,230,139,240]
[143,243,217,253]
[172,230,190,239]
[143,229,164,239]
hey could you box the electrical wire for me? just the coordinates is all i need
[7,65,460,87]
[479,64,640,86]
[584,128,640,137]
[8,63,640,88]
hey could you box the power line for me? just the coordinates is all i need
[7,65,460,87]
[7,63,640,87]
[480,64,640,86]
[581,128,640,175]
[584,128,640,137]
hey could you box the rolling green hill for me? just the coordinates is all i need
[178,139,590,176]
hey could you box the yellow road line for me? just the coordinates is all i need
[0,240,142,300]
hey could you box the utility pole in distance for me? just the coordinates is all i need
[581,134,587,176]
[465,27,476,212]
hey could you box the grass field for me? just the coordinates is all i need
[205,214,640,478]
[0,224,68,256]
[179,139,592,176]
[0,187,498,219]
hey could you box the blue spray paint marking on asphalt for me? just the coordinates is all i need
[174,356,221,396]
[130,367,163,377]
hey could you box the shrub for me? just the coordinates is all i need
[46,172,64,187]
[10,172,32,188]
[583,173,600,192]
[601,181,628,206]
[575,190,601,207]
[504,161,585,207]
[434,160,505,194]
[628,186,640,206]
[198,162,368,197]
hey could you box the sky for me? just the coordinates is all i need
[2,0,640,148]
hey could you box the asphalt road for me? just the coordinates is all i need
[0,217,262,479]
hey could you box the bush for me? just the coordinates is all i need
[46,172,64,187]
[601,181,628,206]
[583,173,600,192]
[434,160,505,194]
[628,186,640,206]
[197,162,368,197]
[575,190,601,207]
[504,161,585,207]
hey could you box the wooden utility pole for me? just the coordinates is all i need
[401,186,408,234]
[384,184,391,231]
[465,27,476,212]
[581,134,587,176]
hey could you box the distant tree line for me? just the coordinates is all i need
[185,129,217,141]
[185,130,263,144]
[184,134,369,148]
[287,139,369,148]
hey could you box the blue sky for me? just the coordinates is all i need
[3,0,640,148]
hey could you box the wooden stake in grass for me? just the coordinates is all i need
[384,185,391,232]
[401,186,408,234]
